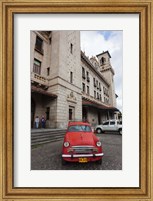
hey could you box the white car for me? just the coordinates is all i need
[95,120,122,134]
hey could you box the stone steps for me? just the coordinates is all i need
[31,129,66,146]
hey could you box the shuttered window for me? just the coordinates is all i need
[33,59,41,75]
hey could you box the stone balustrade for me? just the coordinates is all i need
[82,93,110,107]
[31,72,49,87]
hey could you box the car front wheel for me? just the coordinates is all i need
[96,128,102,134]
[62,158,67,165]
[96,158,102,165]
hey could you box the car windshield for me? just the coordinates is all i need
[68,125,92,132]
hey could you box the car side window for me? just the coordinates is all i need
[103,122,109,125]
[110,121,115,125]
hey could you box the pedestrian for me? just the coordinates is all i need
[35,116,39,128]
[41,116,46,128]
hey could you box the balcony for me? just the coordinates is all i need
[82,93,110,107]
[31,72,49,88]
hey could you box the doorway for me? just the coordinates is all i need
[83,107,88,121]
[31,98,35,128]
[69,106,75,120]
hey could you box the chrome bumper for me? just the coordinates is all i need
[62,153,104,158]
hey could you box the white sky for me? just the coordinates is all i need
[80,31,123,112]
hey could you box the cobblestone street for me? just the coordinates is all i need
[31,133,122,170]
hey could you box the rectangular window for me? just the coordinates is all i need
[86,71,89,77]
[49,37,52,44]
[107,89,109,97]
[70,43,73,54]
[46,107,50,120]
[99,83,101,91]
[35,36,44,54]
[47,67,50,76]
[103,87,106,95]
[82,83,85,93]
[33,59,41,75]
[96,80,99,89]
[94,90,96,98]
[87,86,89,95]
[70,71,73,83]
[82,67,85,79]
[100,94,102,101]
[93,78,96,87]
[87,71,90,82]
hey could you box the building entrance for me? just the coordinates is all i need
[69,106,75,120]
[31,98,35,128]
[83,107,88,121]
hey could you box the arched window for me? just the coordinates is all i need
[101,57,105,65]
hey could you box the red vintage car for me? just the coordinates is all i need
[62,121,104,164]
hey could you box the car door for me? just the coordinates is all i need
[109,121,116,131]
[102,121,109,131]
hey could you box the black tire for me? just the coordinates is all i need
[97,158,102,165]
[96,128,102,134]
[119,128,122,135]
[62,158,67,165]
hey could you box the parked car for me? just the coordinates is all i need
[62,121,104,164]
[95,119,122,134]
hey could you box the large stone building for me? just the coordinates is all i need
[31,31,119,129]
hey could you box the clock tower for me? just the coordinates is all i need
[96,51,116,107]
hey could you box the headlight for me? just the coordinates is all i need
[64,142,70,147]
[96,141,101,147]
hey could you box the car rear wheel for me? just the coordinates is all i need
[119,128,122,135]
[96,128,102,134]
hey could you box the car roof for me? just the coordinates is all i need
[68,121,91,126]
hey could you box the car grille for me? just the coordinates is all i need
[69,146,98,154]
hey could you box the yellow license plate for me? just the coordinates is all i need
[79,158,88,163]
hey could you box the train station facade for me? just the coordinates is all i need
[31,31,119,129]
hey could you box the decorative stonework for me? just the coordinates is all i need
[67,91,77,103]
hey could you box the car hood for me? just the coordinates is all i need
[65,132,96,146]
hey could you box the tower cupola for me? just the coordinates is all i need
[96,51,114,75]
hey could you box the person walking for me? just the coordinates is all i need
[41,116,46,128]
[35,116,39,128]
